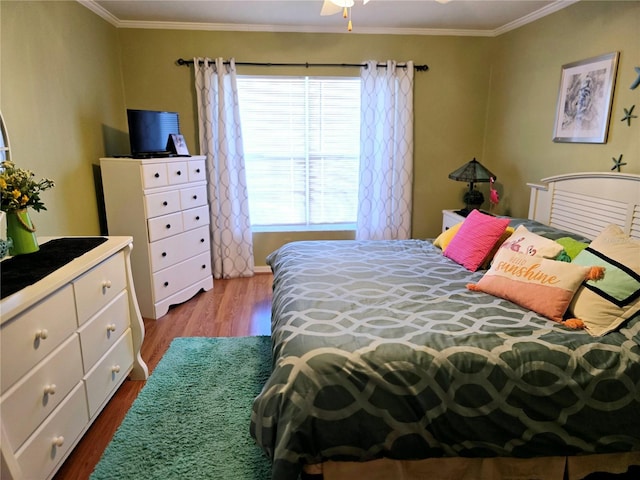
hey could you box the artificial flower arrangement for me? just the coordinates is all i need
[0,160,55,213]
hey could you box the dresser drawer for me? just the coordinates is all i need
[1,285,77,393]
[149,226,210,272]
[188,159,206,182]
[152,252,212,301]
[167,161,189,185]
[147,211,184,242]
[14,382,88,480]
[180,184,208,210]
[1,335,83,452]
[84,329,134,418]
[145,189,182,219]
[141,163,168,189]
[73,251,127,325]
[78,291,130,370]
[182,205,210,231]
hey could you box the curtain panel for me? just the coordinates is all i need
[194,57,254,279]
[357,60,414,241]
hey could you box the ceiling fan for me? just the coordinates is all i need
[320,0,451,31]
[320,0,365,31]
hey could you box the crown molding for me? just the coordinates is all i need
[77,0,119,26]
[77,0,578,38]
[493,0,580,36]
[114,19,495,37]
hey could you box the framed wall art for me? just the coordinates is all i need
[552,52,619,143]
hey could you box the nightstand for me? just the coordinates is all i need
[442,209,466,232]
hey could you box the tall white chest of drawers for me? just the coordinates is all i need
[100,156,213,319]
[0,236,148,480]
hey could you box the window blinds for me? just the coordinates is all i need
[237,76,360,228]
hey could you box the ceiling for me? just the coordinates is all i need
[84,0,579,36]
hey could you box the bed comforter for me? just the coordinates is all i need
[250,234,640,480]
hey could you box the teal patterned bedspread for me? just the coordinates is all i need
[250,235,640,480]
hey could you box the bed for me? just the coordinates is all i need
[250,172,640,480]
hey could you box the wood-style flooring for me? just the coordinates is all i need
[53,274,273,480]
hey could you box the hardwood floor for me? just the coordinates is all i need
[53,274,273,480]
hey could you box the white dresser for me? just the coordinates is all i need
[0,236,148,480]
[100,156,214,319]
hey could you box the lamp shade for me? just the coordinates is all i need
[448,158,496,184]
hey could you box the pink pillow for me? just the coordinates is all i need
[468,248,596,324]
[443,209,511,271]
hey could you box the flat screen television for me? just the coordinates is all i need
[127,109,180,158]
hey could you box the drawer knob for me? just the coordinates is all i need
[200,238,205,243]
[195,216,200,220]
[52,436,65,447]
[192,195,197,200]
[107,323,117,332]
[44,384,57,395]
[102,280,112,289]
[164,281,169,287]
[201,264,206,269]
[112,365,121,374]
[162,252,167,257]
[166,224,171,229]
[154,173,160,178]
[177,170,182,175]
[163,201,168,206]
[196,168,201,173]
[35,329,49,340]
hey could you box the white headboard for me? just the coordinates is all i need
[528,172,640,240]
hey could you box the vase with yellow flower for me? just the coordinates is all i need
[0,160,55,255]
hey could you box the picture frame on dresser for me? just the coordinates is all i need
[552,51,619,144]
[167,134,189,156]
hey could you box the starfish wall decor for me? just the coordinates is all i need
[621,105,637,126]
[611,154,627,172]
[631,66,640,90]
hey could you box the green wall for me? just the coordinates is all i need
[1,1,638,267]
[484,0,640,218]
[116,29,492,264]
[1,0,127,235]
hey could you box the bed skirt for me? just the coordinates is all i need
[304,451,640,480]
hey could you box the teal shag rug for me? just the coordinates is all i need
[91,336,272,480]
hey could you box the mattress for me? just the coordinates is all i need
[250,225,640,480]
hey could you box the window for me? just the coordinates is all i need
[237,76,360,230]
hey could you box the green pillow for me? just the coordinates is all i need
[569,225,640,336]
[555,237,589,260]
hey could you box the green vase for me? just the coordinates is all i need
[6,208,39,255]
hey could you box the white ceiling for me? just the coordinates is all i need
[83,0,579,36]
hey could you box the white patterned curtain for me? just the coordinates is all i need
[194,57,254,278]
[356,60,414,240]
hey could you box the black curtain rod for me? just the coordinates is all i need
[176,58,428,72]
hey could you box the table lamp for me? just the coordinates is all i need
[448,158,496,215]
